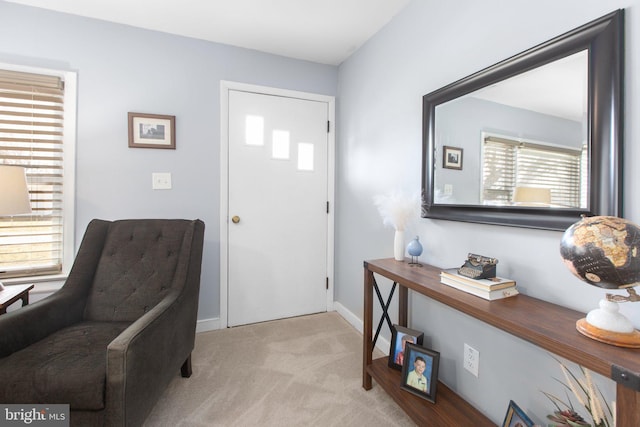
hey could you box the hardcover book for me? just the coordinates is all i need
[439,275,519,300]
[440,268,515,291]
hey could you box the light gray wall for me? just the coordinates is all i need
[336,0,639,424]
[0,1,337,321]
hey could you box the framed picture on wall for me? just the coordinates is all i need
[128,112,176,149]
[388,325,424,371]
[400,343,440,403]
[443,145,463,170]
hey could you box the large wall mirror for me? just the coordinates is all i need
[422,10,623,230]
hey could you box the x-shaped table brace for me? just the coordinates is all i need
[372,275,397,349]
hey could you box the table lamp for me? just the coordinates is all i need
[0,165,32,291]
[560,215,640,348]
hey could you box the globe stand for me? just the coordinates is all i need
[576,291,640,348]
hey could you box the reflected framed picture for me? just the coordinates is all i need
[128,112,176,149]
[501,400,534,427]
[443,145,463,170]
[388,325,424,371]
[400,343,440,403]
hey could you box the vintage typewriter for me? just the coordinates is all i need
[457,253,498,279]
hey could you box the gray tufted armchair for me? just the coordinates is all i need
[0,218,205,426]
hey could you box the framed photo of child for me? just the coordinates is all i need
[388,325,424,371]
[400,343,440,403]
[501,400,534,427]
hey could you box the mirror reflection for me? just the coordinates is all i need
[433,50,588,208]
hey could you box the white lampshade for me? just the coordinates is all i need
[0,165,32,215]
[512,187,551,206]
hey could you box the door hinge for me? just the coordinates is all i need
[327,120,330,133]
[326,277,329,290]
[326,201,330,214]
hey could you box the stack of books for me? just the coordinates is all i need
[439,268,518,300]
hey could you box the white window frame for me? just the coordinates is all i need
[0,63,76,291]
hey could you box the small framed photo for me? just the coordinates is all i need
[388,325,424,371]
[128,112,176,149]
[400,343,440,403]
[443,145,463,170]
[501,400,534,427]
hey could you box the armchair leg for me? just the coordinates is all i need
[181,354,192,378]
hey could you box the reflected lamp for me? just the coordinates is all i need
[512,187,551,206]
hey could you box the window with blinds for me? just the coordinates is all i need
[482,136,585,208]
[0,69,65,279]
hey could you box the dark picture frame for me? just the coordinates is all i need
[128,112,176,149]
[388,325,424,371]
[442,146,463,170]
[400,343,440,403]
[501,400,534,427]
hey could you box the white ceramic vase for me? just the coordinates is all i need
[393,230,405,261]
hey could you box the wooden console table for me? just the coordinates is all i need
[362,258,640,427]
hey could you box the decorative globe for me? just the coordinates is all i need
[560,216,640,290]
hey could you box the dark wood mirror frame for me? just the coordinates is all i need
[422,10,624,231]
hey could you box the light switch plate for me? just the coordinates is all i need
[152,172,172,190]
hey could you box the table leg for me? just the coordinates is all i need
[399,286,408,327]
[616,383,640,427]
[363,266,373,390]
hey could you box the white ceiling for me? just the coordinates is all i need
[473,50,588,122]
[5,0,411,65]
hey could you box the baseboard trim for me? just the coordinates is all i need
[196,317,220,333]
[333,302,390,355]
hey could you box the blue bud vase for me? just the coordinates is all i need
[407,236,423,266]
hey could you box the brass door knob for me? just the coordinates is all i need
[231,215,240,224]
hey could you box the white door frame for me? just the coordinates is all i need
[219,80,335,328]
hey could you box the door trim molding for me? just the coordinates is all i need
[219,80,336,328]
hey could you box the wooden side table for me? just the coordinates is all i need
[0,284,34,315]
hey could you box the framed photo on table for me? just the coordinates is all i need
[388,325,424,371]
[400,343,440,403]
[501,400,534,427]
[128,112,176,149]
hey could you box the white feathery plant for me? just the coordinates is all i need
[373,191,419,232]
[543,356,614,427]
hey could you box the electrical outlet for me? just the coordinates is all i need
[444,184,453,195]
[463,343,479,377]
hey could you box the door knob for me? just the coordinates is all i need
[231,215,240,224]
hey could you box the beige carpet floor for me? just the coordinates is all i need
[143,312,416,426]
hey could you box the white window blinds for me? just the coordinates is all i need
[0,69,65,279]
[482,136,584,208]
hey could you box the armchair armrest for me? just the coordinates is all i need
[0,219,111,358]
[105,287,196,427]
[0,288,86,357]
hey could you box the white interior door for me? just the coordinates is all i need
[227,89,329,326]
